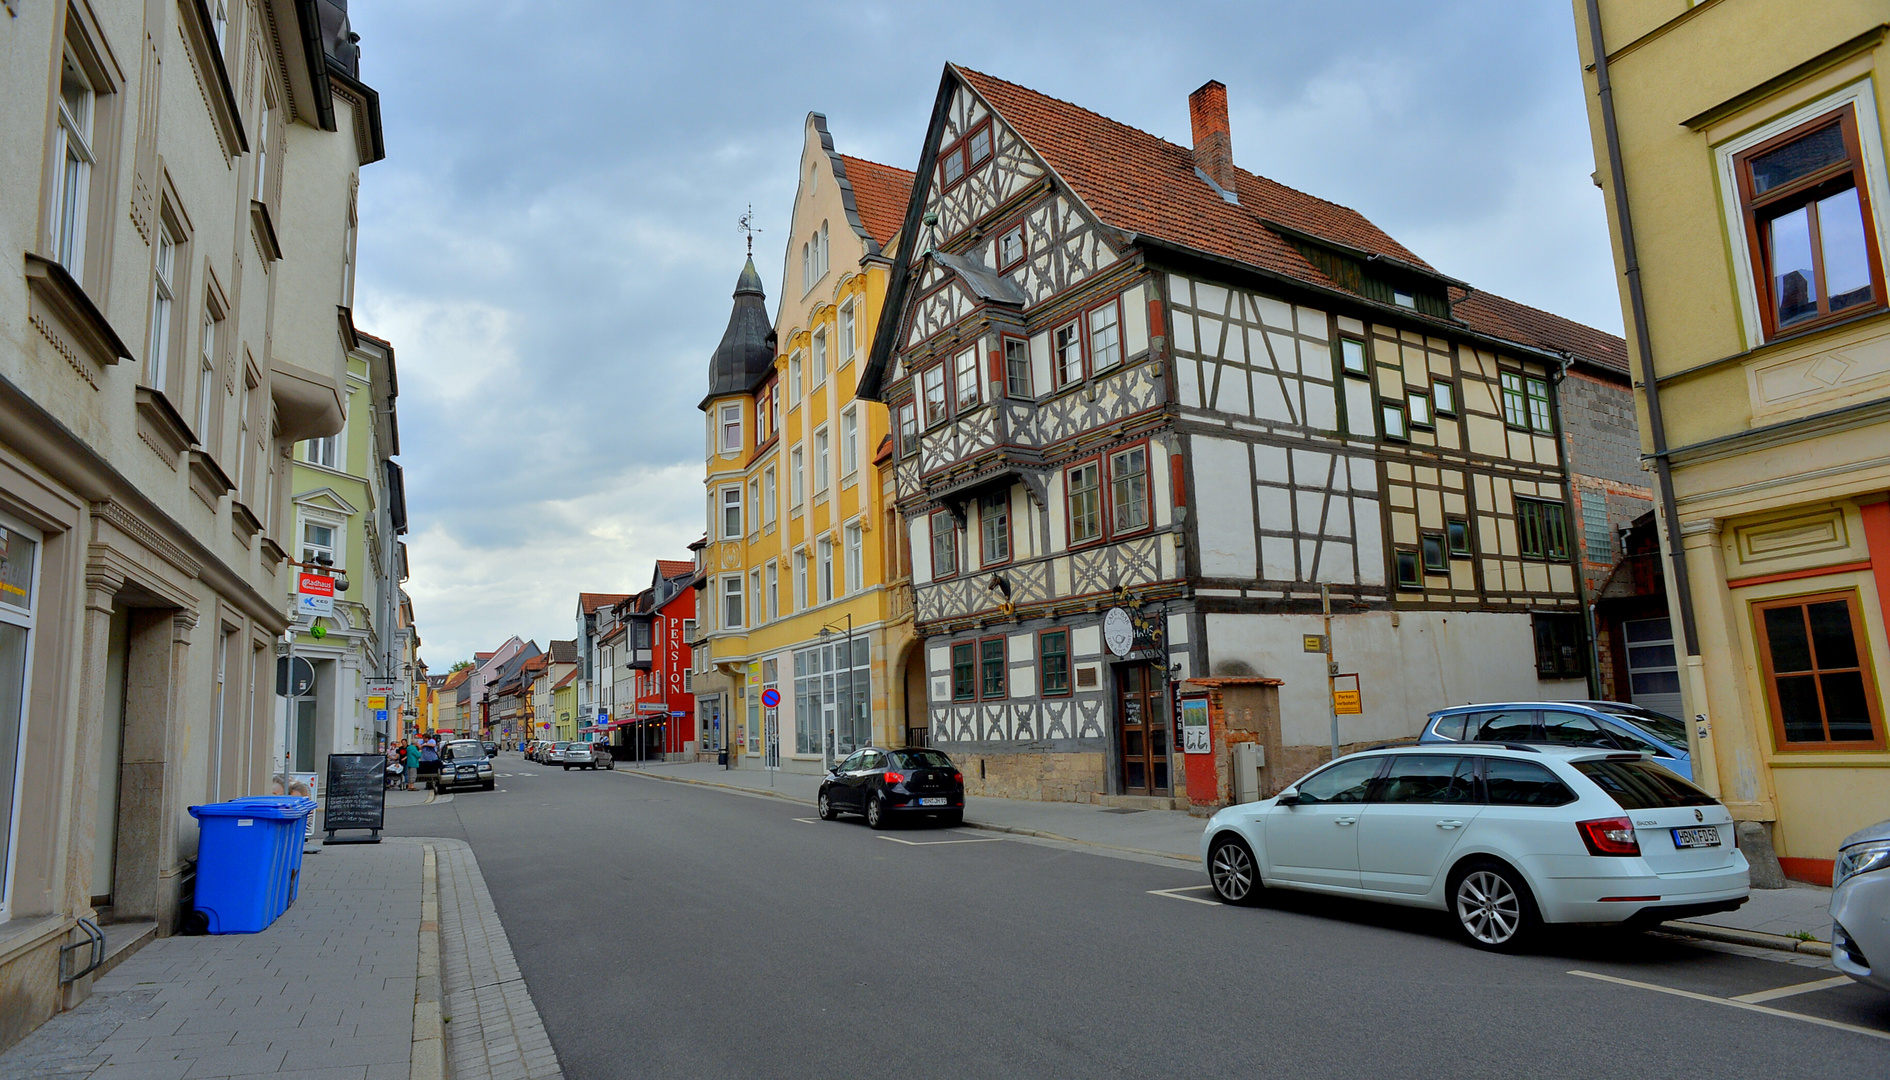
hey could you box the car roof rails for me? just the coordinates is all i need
[1452,741,1541,753]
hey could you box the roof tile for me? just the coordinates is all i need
[840,155,916,248]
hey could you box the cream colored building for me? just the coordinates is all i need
[0,0,381,1045]
[1576,0,1890,879]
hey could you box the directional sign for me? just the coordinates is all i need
[297,572,335,616]
[760,688,781,709]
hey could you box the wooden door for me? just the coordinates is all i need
[1115,662,1169,795]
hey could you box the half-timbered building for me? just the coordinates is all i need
[858,68,1625,805]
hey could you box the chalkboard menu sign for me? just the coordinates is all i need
[323,753,386,844]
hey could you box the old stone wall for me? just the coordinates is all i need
[953,748,1106,803]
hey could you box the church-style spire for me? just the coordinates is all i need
[701,256,775,408]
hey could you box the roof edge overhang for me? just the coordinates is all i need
[1264,221,1470,293]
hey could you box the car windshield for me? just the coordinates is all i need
[1574,759,1715,809]
[1597,706,1688,746]
[443,742,486,760]
[890,750,954,770]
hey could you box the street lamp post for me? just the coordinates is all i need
[818,613,854,768]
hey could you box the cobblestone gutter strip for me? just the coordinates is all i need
[617,767,801,803]
[428,839,563,1080]
[1659,920,1835,957]
[412,846,446,1080]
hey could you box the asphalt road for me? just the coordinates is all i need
[389,754,1890,1080]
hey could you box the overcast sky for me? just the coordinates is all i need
[345,0,1621,669]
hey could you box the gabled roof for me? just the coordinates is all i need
[838,154,915,249]
[1449,290,1629,377]
[655,559,694,581]
[441,668,472,693]
[548,639,578,664]
[579,592,631,614]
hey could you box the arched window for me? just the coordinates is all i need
[819,220,830,279]
[801,241,810,289]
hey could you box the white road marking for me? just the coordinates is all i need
[792,817,821,824]
[1148,885,1221,906]
[1731,975,1857,1004]
[878,834,1006,846]
[1567,970,1886,1041]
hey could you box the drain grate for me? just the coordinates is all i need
[1099,807,1145,814]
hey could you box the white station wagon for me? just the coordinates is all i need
[1200,744,1751,950]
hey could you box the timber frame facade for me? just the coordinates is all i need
[859,67,1623,804]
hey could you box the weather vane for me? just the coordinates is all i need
[737,204,761,256]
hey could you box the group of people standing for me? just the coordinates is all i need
[388,738,440,789]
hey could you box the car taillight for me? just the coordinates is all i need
[1578,816,1641,857]
[883,770,906,784]
[953,772,963,784]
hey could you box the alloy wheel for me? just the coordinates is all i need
[1210,841,1256,903]
[866,797,885,829]
[1456,870,1522,945]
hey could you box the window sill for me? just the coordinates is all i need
[250,200,283,262]
[24,254,130,378]
[135,387,195,464]
[840,473,858,488]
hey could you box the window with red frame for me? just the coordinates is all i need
[1003,336,1031,399]
[1053,322,1083,387]
[896,401,918,457]
[929,509,958,578]
[1108,446,1150,534]
[922,364,948,426]
[997,224,1025,270]
[1067,461,1102,544]
[1736,106,1885,338]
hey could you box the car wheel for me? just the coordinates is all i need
[605,759,615,770]
[562,764,570,771]
[865,796,888,830]
[1208,836,1262,906]
[1449,860,1540,951]
[817,789,837,821]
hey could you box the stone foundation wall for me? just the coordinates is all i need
[952,749,1106,803]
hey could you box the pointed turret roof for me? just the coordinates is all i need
[700,257,776,409]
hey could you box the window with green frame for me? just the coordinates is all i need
[1394,549,1421,588]
[951,642,976,701]
[1041,630,1070,696]
[1516,497,1570,560]
[1500,372,1527,427]
[980,638,1006,698]
[1501,371,1555,433]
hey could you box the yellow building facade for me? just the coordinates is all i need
[696,115,915,771]
[1576,1,1890,879]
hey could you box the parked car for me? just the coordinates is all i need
[483,741,500,757]
[818,747,965,828]
[1200,744,1749,951]
[528,741,549,763]
[560,741,614,771]
[1418,701,1693,780]
[434,739,495,793]
[1832,817,1890,993]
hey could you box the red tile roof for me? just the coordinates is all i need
[840,155,916,248]
[522,654,548,672]
[441,668,471,692]
[579,592,631,614]
[953,65,1429,298]
[655,559,695,580]
[552,669,578,690]
[1449,290,1629,376]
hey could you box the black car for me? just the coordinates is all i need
[435,739,495,792]
[818,747,964,828]
[482,741,500,757]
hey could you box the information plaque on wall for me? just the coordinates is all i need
[323,753,386,844]
[1180,696,1212,755]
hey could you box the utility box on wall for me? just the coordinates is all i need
[1232,741,1264,804]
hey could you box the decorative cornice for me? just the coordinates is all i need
[91,500,202,580]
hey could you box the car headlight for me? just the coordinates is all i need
[478,763,491,772]
[1834,839,1890,889]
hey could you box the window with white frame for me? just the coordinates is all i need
[844,523,863,592]
[922,365,948,426]
[0,515,44,918]
[841,408,858,477]
[839,301,856,361]
[1054,322,1083,386]
[818,537,834,601]
[722,576,743,628]
[814,428,830,494]
[196,307,222,441]
[1088,301,1121,371]
[719,403,742,454]
[897,402,918,457]
[306,435,338,469]
[765,561,780,621]
[149,225,178,389]
[789,352,802,402]
[794,549,809,610]
[255,95,274,201]
[791,447,805,507]
[813,330,828,385]
[1004,337,1031,398]
[762,465,777,524]
[209,0,228,47]
[750,568,763,623]
[300,517,339,567]
[980,491,1009,565]
[50,52,96,279]
[954,347,980,410]
[235,373,253,497]
[721,486,743,540]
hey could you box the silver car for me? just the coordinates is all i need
[1832,818,1890,992]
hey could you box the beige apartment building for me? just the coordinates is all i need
[1576,0,1890,881]
[0,0,381,1045]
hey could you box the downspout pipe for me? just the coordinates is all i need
[1583,0,1702,662]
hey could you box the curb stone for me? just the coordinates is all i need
[412,845,446,1080]
[1659,920,1834,957]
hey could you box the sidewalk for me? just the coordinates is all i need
[616,758,1835,948]
[0,836,559,1080]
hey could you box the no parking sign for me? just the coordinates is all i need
[760,688,780,709]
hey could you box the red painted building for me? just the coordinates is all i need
[628,560,698,758]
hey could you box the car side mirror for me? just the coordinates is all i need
[1276,789,1299,806]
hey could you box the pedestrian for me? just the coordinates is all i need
[417,739,440,789]
[403,739,420,789]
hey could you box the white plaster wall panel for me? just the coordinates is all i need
[1193,436,1257,577]
[1353,497,1386,585]
[1122,282,1148,357]
[1204,610,1586,749]
[1175,353,1201,408]
[1008,632,1034,661]
[1152,440,1173,528]
[1172,307,1196,354]
[1010,666,1037,700]
[1297,306,1329,339]
[1261,535,1297,580]
[1072,624,1102,658]
[1167,614,1190,646]
[1029,331,1051,396]
[910,518,933,583]
[1254,443,1290,485]
[1255,484,1292,530]
[1251,368,1292,423]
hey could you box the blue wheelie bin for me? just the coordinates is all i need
[188,796,315,933]
[226,796,317,906]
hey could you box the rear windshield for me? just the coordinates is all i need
[1574,760,1715,809]
[891,750,954,770]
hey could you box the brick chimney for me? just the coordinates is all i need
[1189,80,1239,201]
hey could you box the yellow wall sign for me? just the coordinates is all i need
[367,695,387,710]
[1331,673,1362,715]
[1302,635,1326,653]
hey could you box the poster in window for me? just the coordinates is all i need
[1180,695,1211,754]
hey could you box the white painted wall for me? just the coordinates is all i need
[1204,610,1587,747]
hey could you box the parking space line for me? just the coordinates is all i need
[792,817,820,824]
[1148,885,1220,906]
[1730,975,1856,1004]
[878,834,1007,846]
[1567,970,1886,1042]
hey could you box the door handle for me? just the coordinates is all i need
[1435,820,1465,830]
[1334,817,1357,826]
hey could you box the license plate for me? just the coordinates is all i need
[919,797,947,807]
[1672,826,1721,849]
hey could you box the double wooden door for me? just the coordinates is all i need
[1116,662,1169,795]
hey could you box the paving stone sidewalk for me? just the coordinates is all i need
[0,836,560,1080]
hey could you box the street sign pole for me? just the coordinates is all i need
[1323,584,1339,762]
